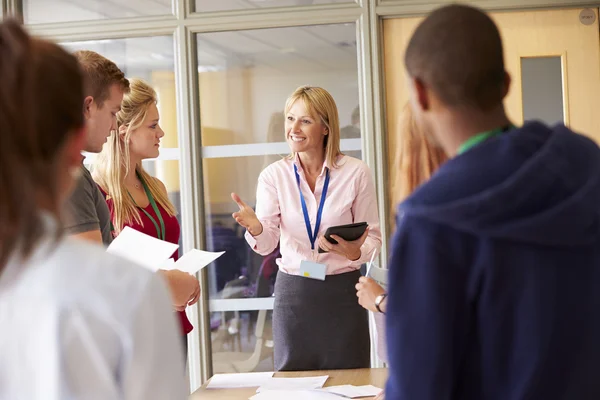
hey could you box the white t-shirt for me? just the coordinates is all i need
[0,227,187,400]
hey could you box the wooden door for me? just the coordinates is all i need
[383,8,600,208]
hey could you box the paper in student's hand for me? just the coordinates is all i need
[159,258,175,270]
[167,249,225,274]
[365,249,378,278]
[107,226,178,272]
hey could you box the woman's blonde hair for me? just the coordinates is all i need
[285,86,342,167]
[93,78,176,235]
[393,103,448,204]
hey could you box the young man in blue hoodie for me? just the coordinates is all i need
[385,4,600,400]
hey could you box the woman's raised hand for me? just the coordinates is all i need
[231,192,263,236]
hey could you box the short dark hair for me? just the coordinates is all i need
[74,50,129,106]
[405,4,506,110]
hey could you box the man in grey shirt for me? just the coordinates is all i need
[63,161,114,245]
[62,51,129,246]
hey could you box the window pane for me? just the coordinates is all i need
[197,23,360,373]
[198,24,360,146]
[211,310,274,373]
[203,155,281,298]
[24,0,172,24]
[521,56,565,125]
[195,0,354,13]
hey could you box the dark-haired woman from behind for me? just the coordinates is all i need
[0,20,187,399]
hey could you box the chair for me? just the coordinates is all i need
[212,308,271,373]
[212,251,276,373]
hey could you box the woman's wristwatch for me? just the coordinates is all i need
[374,293,387,314]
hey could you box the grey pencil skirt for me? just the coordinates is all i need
[273,269,370,371]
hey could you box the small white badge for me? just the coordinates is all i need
[299,260,327,281]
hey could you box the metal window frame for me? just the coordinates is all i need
[18,0,599,390]
[4,0,22,20]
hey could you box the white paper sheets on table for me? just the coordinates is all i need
[107,226,225,273]
[251,383,382,399]
[256,376,329,393]
[250,390,341,400]
[206,372,275,389]
[322,385,382,398]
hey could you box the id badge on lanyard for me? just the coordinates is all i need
[294,164,329,281]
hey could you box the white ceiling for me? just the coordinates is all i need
[195,0,353,13]
[61,23,357,76]
[25,0,172,24]
[25,0,354,24]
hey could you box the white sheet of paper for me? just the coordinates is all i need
[107,227,178,272]
[250,390,341,400]
[256,376,329,393]
[322,385,382,398]
[159,258,175,270]
[365,248,378,278]
[206,372,274,389]
[162,249,225,274]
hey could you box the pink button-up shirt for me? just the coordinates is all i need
[245,154,382,275]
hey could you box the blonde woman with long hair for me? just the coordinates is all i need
[93,79,200,354]
[355,104,448,400]
[394,103,448,204]
[231,86,382,371]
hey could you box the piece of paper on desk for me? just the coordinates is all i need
[322,385,382,398]
[161,249,225,274]
[206,372,274,389]
[256,376,329,393]
[107,227,178,272]
[250,390,341,400]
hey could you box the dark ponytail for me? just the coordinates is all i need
[0,19,85,271]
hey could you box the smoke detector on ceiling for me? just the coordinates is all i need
[336,40,357,48]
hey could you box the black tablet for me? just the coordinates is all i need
[318,222,368,253]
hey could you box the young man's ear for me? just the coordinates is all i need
[411,76,431,113]
[83,96,94,119]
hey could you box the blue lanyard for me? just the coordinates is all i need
[294,164,330,250]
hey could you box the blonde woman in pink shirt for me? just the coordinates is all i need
[231,86,382,371]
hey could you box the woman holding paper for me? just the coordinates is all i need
[231,86,382,371]
[93,79,199,348]
[355,103,448,400]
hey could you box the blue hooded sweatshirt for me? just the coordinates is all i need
[385,122,600,400]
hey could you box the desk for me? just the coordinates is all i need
[190,368,387,400]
